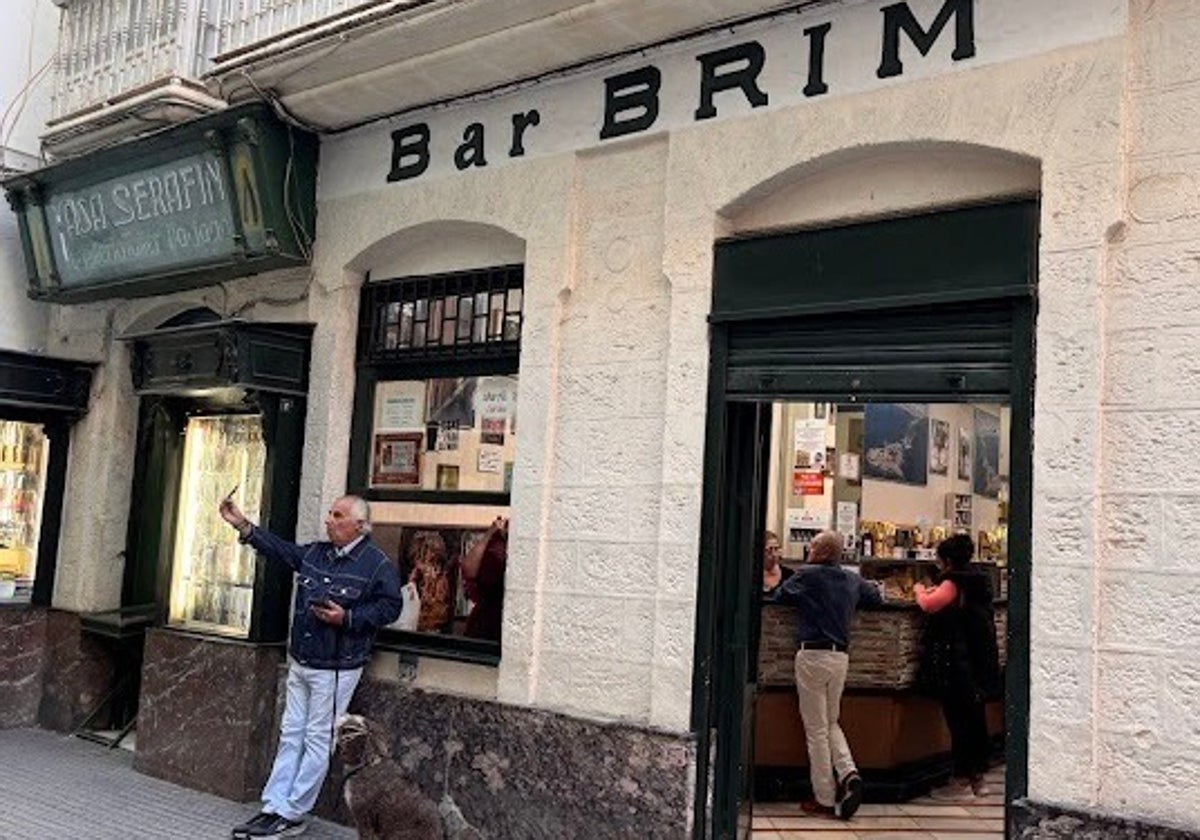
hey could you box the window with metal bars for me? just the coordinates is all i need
[358,265,523,364]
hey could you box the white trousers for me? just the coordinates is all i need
[262,661,363,821]
[794,649,857,807]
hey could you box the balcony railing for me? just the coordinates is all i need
[52,0,375,121]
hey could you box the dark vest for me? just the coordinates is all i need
[920,569,1002,699]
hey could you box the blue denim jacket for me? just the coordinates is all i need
[244,526,402,669]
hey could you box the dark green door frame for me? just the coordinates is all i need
[691,202,1038,840]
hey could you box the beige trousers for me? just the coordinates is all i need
[794,649,857,806]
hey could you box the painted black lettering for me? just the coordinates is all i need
[387,123,431,182]
[877,0,975,79]
[600,66,662,140]
[510,110,540,157]
[455,122,488,170]
[694,41,769,121]
[803,23,832,97]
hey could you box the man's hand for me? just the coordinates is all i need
[219,498,248,531]
[310,599,346,627]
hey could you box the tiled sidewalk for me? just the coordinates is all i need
[0,728,355,840]
[751,766,1005,839]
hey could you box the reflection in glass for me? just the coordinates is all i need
[0,421,49,603]
[168,414,266,636]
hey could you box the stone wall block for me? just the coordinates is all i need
[576,541,659,597]
[1162,658,1200,746]
[1036,323,1103,408]
[1130,85,1200,159]
[1030,566,1095,643]
[1026,720,1096,807]
[1029,644,1094,725]
[1098,572,1200,650]
[1126,155,1200,245]
[1130,0,1200,91]
[1103,410,1200,492]
[1032,492,1097,568]
[1032,409,1099,493]
[1160,494,1200,570]
[1095,651,1163,734]
[1101,329,1158,408]
[0,607,48,728]
[1040,163,1122,249]
[1098,494,1162,569]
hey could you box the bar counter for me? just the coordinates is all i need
[755,599,1007,801]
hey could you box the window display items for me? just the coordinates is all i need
[168,414,266,636]
[863,403,929,486]
[436,464,460,490]
[0,421,49,603]
[973,409,1003,498]
[371,432,422,487]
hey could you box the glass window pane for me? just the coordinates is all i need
[457,296,474,340]
[167,415,266,637]
[0,421,49,604]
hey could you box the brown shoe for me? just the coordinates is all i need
[800,800,836,818]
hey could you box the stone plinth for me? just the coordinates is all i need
[0,606,49,728]
[312,677,695,839]
[38,609,119,732]
[133,628,285,801]
[1011,799,1200,840]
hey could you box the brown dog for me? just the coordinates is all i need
[335,714,446,840]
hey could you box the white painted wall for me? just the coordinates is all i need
[0,0,57,353]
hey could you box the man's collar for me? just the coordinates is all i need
[334,535,367,557]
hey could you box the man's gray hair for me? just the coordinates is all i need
[343,495,372,534]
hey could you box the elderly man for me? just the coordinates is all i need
[220,495,402,839]
[775,530,883,821]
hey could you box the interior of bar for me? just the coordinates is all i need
[755,401,1009,803]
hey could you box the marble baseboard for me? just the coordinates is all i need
[0,606,49,728]
[1011,799,1200,839]
[133,628,285,802]
[37,610,120,732]
[311,678,695,839]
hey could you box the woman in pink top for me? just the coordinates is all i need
[914,534,1001,800]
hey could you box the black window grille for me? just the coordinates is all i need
[358,265,523,364]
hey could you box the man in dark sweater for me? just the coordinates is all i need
[775,530,883,820]
[220,494,402,839]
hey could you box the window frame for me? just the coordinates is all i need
[347,265,523,665]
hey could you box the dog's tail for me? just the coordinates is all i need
[438,794,485,840]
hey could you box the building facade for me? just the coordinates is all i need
[3,1,1200,838]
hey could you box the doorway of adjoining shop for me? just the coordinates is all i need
[689,201,1037,840]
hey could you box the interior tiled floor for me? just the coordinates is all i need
[751,766,1005,839]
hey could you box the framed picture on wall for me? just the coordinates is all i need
[863,403,929,486]
[957,427,971,482]
[371,432,423,487]
[930,419,950,476]
[973,409,1003,498]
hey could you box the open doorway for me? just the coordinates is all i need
[691,201,1036,839]
[753,401,1009,837]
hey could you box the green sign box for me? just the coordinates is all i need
[3,104,317,303]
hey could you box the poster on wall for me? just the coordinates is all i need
[371,432,422,486]
[793,419,827,471]
[477,376,514,445]
[375,381,426,431]
[929,418,950,476]
[427,377,477,428]
[958,427,972,481]
[973,409,1003,498]
[793,470,824,496]
[862,403,929,486]
[838,452,861,483]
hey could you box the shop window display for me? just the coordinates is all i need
[0,421,49,603]
[351,265,521,660]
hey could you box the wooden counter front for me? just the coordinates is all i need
[755,601,1007,795]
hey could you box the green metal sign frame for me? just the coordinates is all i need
[2,103,317,303]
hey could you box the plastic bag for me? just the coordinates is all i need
[391,581,421,631]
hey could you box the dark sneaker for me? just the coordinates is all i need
[835,771,863,820]
[246,814,306,837]
[232,812,275,838]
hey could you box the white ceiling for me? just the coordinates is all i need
[211,0,829,131]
